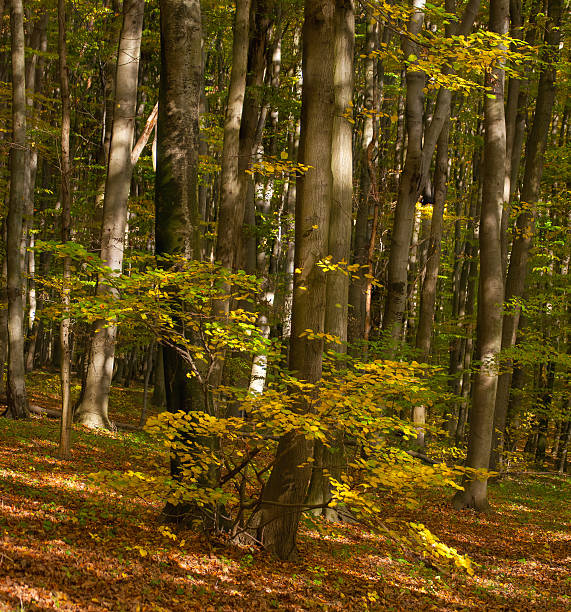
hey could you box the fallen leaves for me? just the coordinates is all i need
[0,413,569,611]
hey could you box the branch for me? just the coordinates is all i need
[131,102,158,166]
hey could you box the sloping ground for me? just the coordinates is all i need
[0,415,569,611]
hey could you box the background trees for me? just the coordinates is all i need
[0,0,568,563]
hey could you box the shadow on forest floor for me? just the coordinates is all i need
[0,388,569,611]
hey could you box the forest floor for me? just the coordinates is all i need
[0,372,569,611]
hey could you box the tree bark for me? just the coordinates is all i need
[490,0,562,471]
[347,17,376,347]
[75,0,144,428]
[413,117,450,445]
[306,0,354,519]
[6,0,29,419]
[255,0,335,560]
[155,0,204,522]
[58,0,73,457]
[382,0,481,348]
[453,0,508,511]
[216,0,252,274]
[382,0,426,348]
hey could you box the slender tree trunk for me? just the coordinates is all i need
[75,0,144,428]
[216,0,252,275]
[58,0,73,457]
[23,14,48,354]
[382,0,481,348]
[139,341,155,427]
[453,0,508,511]
[254,0,335,560]
[413,118,450,445]
[490,0,561,470]
[382,0,426,348]
[6,0,29,419]
[347,18,376,347]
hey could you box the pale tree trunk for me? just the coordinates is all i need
[249,30,283,396]
[95,0,122,214]
[226,0,277,395]
[499,0,522,276]
[382,0,426,347]
[6,0,29,419]
[347,18,376,347]
[489,0,561,471]
[155,0,203,521]
[216,0,252,275]
[453,0,508,511]
[23,14,48,349]
[413,117,450,446]
[254,0,335,560]
[75,0,144,428]
[306,0,353,519]
[58,0,73,457]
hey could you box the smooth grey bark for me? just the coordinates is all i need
[254,0,335,560]
[209,0,252,400]
[58,0,73,457]
[306,0,354,519]
[6,0,29,419]
[216,0,252,274]
[413,117,450,446]
[347,17,376,346]
[453,0,509,511]
[499,0,523,276]
[22,13,48,346]
[489,0,562,471]
[75,0,144,428]
[381,0,426,347]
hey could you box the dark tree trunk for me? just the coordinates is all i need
[254,0,335,560]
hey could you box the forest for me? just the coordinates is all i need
[0,0,569,609]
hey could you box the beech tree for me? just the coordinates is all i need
[0,0,568,573]
[254,0,336,560]
[5,0,29,419]
[454,0,509,511]
[75,0,145,428]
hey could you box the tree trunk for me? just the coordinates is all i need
[382,0,426,348]
[155,0,204,522]
[75,0,144,428]
[347,17,376,347]
[382,0,481,349]
[490,0,561,470]
[6,0,29,419]
[216,0,252,274]
[58,0,73,457]
[255,0,335,560]
[413,117,450,446]
[453,0,508,511]
[306,0,353,519]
